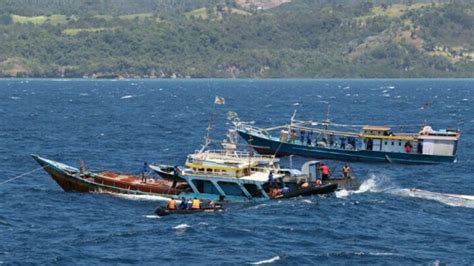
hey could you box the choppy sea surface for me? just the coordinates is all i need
[0,79,473,265]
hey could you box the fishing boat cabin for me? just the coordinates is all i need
[361,125,459,157]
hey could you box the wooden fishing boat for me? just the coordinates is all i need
[234,113,460,164]
[31,154,188,196]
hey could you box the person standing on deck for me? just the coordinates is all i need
[307,131,313,146]
[340,137,346,150]
[342,164,351,178]
[300,129,305,144]
[142,162,149,183]
[291,130,297,144]
[172,165,180,188]
[320,163,330,181]
[417,141,423,154]
[405,142,412,153]
[268,171,275,187]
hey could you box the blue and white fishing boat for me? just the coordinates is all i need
[234,112,460,164]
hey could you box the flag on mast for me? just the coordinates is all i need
[214,96,225,105]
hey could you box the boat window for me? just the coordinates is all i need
[399,141,401,146]
[206,168,212,173]
[384,141,387,145]
[391,141,394,146]
[192,179,220,195]
[243,184,264,197]
[217,181,246,196]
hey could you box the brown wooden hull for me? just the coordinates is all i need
[32,155,189,196]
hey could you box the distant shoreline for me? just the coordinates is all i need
[1,77,473,81]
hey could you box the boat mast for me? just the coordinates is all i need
[323,104,331,130]
[290,109,297,130]
[200,96,224,153]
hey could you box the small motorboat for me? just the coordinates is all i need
[274,183,338,199]
[154,206,223,217]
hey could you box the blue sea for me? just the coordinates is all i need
[0,79,473,264]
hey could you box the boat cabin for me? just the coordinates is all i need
[181,174,269,202]
[360,125,460,157]
[417,127,459,156]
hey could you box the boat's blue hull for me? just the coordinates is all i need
[237,130,456,164]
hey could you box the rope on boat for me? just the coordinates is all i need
[0,166,45,186]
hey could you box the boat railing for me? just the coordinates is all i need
[190,149,276,161]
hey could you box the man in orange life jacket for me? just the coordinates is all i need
[191,197,201,209]
[320,163,330,181]
[168,198,176,210]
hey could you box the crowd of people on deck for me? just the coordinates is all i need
[282,128,357,150]
[283,127,419,155]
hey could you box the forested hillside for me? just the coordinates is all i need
[0,0,472,78]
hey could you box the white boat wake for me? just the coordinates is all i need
[103,192,171,202]
[390,188,474,208]
[334,175,474,208]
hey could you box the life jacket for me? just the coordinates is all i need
[191,199,200,209]
[168,199,176,210]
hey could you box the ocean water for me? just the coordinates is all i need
[0,79,473,264]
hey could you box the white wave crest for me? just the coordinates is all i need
[120,95,134,99]
[336,174,396,198]
[144,215,161,219]
[249,203,268,209]
[335,189,349,198]
[173,224,190,230]
[250,256,280,265]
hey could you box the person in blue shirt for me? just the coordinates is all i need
[281,185,290,195]
[340,137,346,150]
[268,171,275,187]
[142,162,149,183]
[306,131,313,146]
[179,197,188,209]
